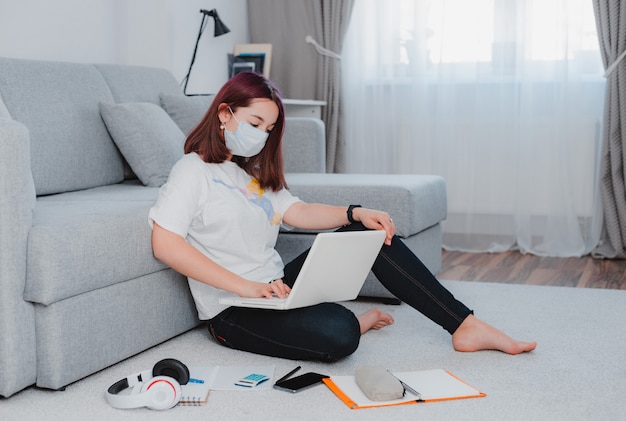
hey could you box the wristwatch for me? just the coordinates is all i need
[347,204,362,224]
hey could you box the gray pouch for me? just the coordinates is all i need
[355,365,404,401]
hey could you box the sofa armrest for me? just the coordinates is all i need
[283,118,326,173]
[285,173,447,238]
[0,118,38,397]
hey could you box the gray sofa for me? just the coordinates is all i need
[0,57,447,398]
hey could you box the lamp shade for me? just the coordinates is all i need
[213,17,230,36]
[205,9,230,37]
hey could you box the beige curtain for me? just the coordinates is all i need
[247,0,354,172]
[593,0,626,258]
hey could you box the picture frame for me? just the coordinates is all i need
[230,61,256,77]
[231,53,265,78]
[232,43,272,78]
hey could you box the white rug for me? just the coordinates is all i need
[2,280,625,421]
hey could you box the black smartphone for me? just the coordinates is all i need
[273,372,329,393]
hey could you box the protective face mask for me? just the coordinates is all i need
[224,108,269,157]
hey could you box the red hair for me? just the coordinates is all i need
[184,72,287,191]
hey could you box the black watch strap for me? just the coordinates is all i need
[347,204,362,224]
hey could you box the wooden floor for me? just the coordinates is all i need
[438,250,626,290]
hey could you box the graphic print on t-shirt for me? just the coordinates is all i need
[213,178,281,225]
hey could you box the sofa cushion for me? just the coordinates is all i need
[285,173,447,238]
[95,64,182,105]
[160,93,214,134]
[24,182,167,305]
[283,118,326,173]
[100,102,184,187]
[0,58,125,195]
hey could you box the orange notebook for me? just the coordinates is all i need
[323,369,486,409]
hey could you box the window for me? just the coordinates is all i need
[342,0,605,256]
[388,0,600,71]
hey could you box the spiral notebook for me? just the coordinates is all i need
[179,367,212,405]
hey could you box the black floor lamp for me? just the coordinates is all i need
[181,9,230,96]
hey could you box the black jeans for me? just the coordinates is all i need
[208,223,473,362]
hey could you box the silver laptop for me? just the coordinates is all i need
[218,230,386,310]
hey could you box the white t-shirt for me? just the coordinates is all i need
[148,152,301,319]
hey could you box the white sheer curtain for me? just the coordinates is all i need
[342,0,606,257]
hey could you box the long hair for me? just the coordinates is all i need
[184,72,287,191]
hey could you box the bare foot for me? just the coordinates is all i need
[357,308,395,334]
[451,314,537,355]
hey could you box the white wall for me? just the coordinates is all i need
[0,0,248,93]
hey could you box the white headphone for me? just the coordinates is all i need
[105,358,190,411]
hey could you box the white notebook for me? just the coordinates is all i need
[324,369,486,409]
[179,365,276,405]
